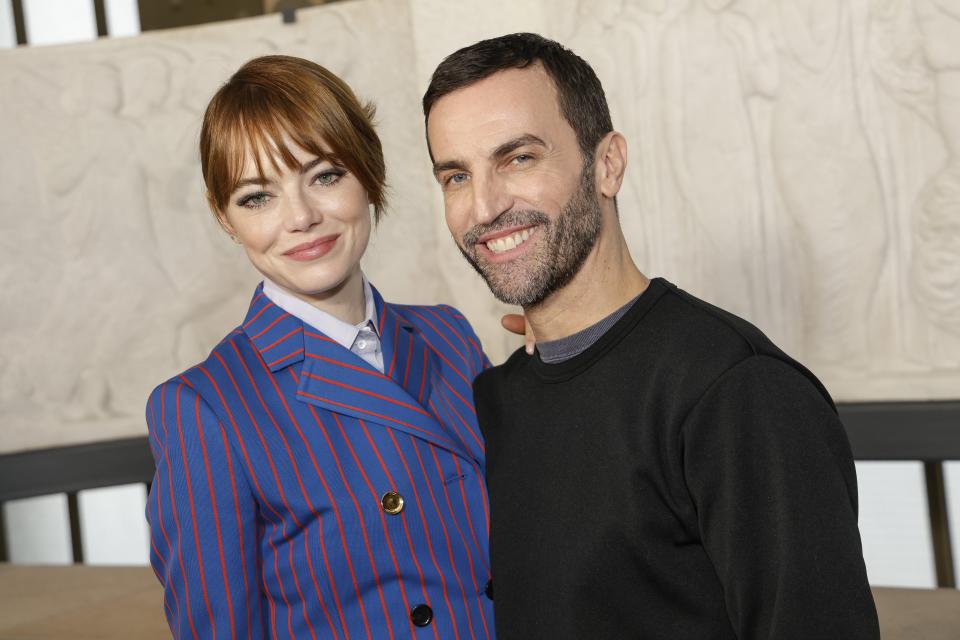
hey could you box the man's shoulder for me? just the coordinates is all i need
[651,279,785,362]
[475,278,788,392]
[473,345,528,390]
[651,280,833,407]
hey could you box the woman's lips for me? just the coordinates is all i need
[283,235,339,261]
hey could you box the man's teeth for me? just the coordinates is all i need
[485,229,532,254]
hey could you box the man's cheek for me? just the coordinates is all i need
[444,207,466,236]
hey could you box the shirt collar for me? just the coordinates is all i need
[261,275,380,352]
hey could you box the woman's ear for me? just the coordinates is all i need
[595,131,627,200]
[208,193,239,242]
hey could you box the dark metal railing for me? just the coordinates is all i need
[0,437,154,563]
[840,400,960,588]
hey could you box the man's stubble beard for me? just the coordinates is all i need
[457,163,603,307]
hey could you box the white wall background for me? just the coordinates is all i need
[1,0,957,590]
[858,461,937,587]
[22,0,97,46]
[0,0,15,49]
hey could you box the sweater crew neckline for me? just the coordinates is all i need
[529,277,669,382]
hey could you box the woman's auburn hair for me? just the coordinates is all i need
[200,55,387,222]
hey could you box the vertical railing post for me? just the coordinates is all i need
[11,0,26,45]
[93,0,108,37]
[924,461,955,588]
[67,492,84,564]
[0,504,8,562]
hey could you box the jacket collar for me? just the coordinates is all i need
[240,284,467,457]
[242,284,306,371]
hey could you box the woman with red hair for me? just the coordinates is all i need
[146,55,494,640]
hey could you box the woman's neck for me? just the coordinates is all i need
[290,267,367,325]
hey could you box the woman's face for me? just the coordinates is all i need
[218,138,372,305]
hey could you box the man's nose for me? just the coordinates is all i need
[281,192,321,232]
[471,172,513,225]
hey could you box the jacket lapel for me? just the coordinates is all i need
[242,285,306,371]
[242,284,467,455]
[379,297,431,408]
[311,293,474,455]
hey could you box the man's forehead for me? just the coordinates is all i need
[432,64,557,118]
[428,65,564,157]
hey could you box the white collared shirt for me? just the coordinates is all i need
[262,275,384,373]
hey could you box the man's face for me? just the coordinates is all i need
[427,65,603,307]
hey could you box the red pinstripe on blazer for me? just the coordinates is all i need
[146,283,494,639]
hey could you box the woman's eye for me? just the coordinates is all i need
[238,192,270,209]
[313,169,345,186]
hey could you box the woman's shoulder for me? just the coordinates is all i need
[146,325,255,413]
[384,301,488,377]
[158,281,285,382]
[386,301,477,339]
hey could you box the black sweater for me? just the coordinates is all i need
[473,278,879,640]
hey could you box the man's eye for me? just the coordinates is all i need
[238,192,270,209]
[446,173,468,186]
[513,154,532,164]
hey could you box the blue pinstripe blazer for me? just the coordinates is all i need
[146,283,494,640]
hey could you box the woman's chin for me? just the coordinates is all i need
[282,271,360,301]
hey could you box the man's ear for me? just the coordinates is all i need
[594,131,627,200]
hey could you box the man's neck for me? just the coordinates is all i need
[525,221,649,342]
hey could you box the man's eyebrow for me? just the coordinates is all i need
[492,134,546,159]
[432,135,547,177]
[432,159,467,177]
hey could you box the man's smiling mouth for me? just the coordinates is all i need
[485,228,533,253]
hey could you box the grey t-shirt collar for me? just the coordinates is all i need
[536,293,643,364]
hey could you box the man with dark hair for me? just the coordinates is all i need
[423,32,880,640]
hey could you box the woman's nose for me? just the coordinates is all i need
[282,193,321,232]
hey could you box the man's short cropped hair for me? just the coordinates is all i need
[422,32,614,163]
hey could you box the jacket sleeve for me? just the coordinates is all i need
[146,379,264,639]
[680,355,880,640]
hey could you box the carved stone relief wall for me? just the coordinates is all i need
[1,0,957,453]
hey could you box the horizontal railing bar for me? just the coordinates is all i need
[838,400,960,461]
[0,437,155,503]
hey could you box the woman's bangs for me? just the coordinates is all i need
[229,99,339,193]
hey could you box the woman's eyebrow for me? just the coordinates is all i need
[299,157,325,174]
[232,156,328,192]
[234,176,272,189]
